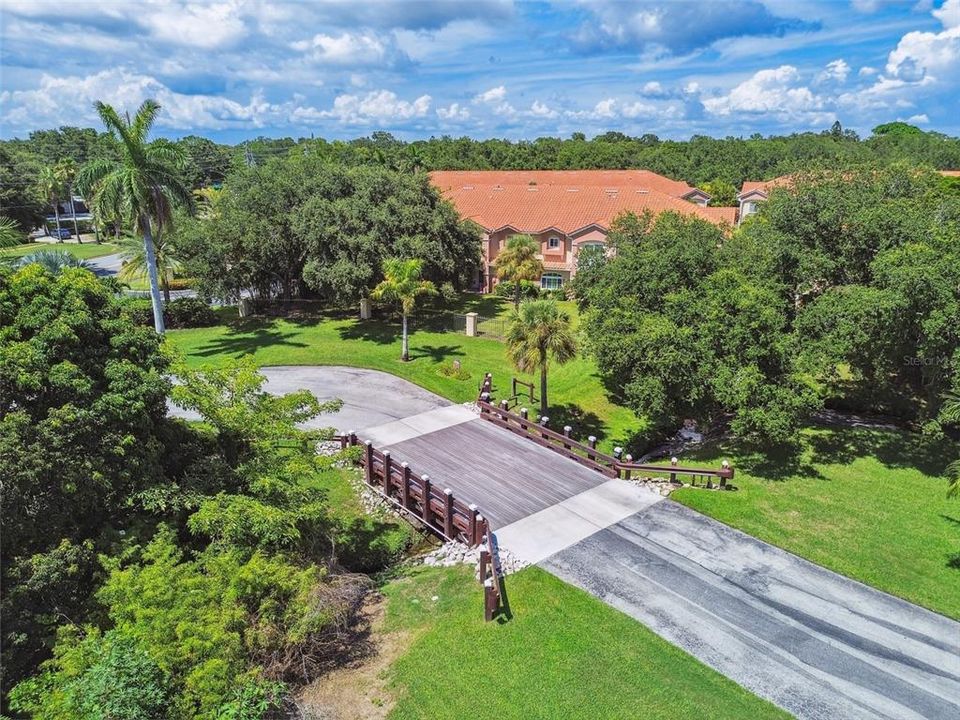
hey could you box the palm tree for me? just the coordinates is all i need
[116,228,181,302]
[56,158,84,243]
[37,166,64,240]
[495,234,543,310]
[943,391,960,498]
[76,99,194,333]
[371,258,436,362]
[505,299,577,417]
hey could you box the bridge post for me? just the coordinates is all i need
[468,504,479,546]
[443,489,454,538]
[563,425,572,450]
[382,450,392,494]
[401,462,411,508]
[540,416,549,439]
[519,408,528,430]
[421,475,432,525]
[364,441,374,485]
[499,399,509,419]
[623,454,632,479]
[670,457,678,484]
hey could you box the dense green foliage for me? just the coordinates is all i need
[0,265,171,698]
[576,164,960,442]
[176,154,481,303]
[1,265,411,716]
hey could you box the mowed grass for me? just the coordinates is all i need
[2,241,119,259]
[165,311,644,450]
[381,565,789,720]
[673,426,960,619]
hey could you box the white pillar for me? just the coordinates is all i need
[465,311,478,337]
[360,297,371,319]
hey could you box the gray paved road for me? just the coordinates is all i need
[542,500,960,720]
[169,365,451,433]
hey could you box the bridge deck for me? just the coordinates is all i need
[374,418,608,528]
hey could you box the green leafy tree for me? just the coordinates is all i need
[77,99,194,333]
[371,257,437,362]
[0,263,170,700]
[495,234,543,309]
[702,178,738,206]
[506,300,577,417]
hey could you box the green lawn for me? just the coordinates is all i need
[673,427,960,619]
[381,565,788,720]
[167,307,960,619]
[166,311,644,450]
[2,241,119,260]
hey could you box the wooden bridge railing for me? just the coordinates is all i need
[340,433,487,546]
[476,373,734,488]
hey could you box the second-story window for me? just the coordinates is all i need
[548,236,560,250]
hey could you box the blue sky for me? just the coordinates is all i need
[1,0,959,142]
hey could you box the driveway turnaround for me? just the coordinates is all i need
[169,365,450,433]
[542,500,960,720]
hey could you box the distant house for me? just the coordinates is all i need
[736,176,793,224]
[46,195,92,224]
[429,170,736,292]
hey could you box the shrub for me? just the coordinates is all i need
[117,296,217,329]
[493,279,539,300]
[165,297,217,328]
[436,360,471,381]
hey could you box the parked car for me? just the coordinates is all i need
[50,228,72,239]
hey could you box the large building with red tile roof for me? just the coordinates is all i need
[429,170,736,291]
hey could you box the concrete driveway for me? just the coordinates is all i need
[169,365,451,433]
[542,500,960,720]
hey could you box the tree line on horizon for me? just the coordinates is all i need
[3,120,960,233]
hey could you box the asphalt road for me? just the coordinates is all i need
[542,500,960,720]
[168,365,451,433]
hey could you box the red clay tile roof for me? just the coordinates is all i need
[429,171,733,233]
[739,175,794,197]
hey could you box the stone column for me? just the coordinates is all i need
[359,297,371,320]
[465,311,478,337]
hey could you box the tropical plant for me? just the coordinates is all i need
[117,228,182,302]
[0,215,23,249]
[36,165,64,240]
[371,257,436,362]
[495,234,543,310]
[15,249,91,274]
[505,299,578,417]
[56,158,83,242]
[77,99,194,333]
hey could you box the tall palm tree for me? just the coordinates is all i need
[371,258,436,362]
[77,99,194,333]
[56,158,83,243]
[37,166,64,240]
[116,228,181,303]
[495,234,543,309]
[505,299,577,417]
[943,391,960,498]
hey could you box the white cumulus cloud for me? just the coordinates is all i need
[702,65,825,121]
[474,85,507,103]
[321,89,432,123]
[437,102,470,120]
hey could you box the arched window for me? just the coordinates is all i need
[540,273,563,290]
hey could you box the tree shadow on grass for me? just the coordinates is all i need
[337,319,400,345]
[717,437,822,481]
[407,344,465,363]
[807,427,952,477]
[545,403,606,444]
[190,319,309,358]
